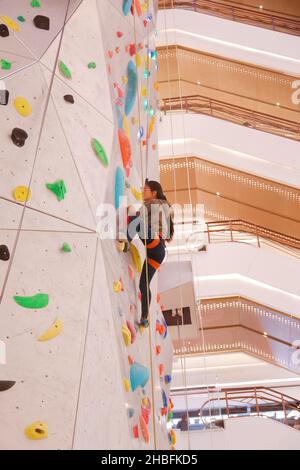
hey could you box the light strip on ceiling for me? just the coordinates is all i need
[159,28,300,66]
[171,376,300,391]
[194,273,300,301]
[158,138,297,173]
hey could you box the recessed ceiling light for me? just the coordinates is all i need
[259,5,263,9]
[276,102,280,106]
[216,192,220,196]
[197,81,201,85]
[263,332,268,337]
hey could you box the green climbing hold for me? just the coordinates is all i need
[31,0,41,7]
[91,139,109,167]
[46,180,67,201]
[58,61,72,79]
[1,59,11,70]
[14,293,49,309]
[88,62,96,69]
[17,16,26,22]
[62,243,72,253]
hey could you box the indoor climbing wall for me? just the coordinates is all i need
[98,0,174,450]
[0,0,173,450]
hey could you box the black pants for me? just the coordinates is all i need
[139,239,166,320]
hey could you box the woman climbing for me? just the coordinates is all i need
[126,180,174,328]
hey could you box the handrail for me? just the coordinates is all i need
[158,0,300,36]
[161,95,300,141]
[200,386,300,430]
[206,219,300,250]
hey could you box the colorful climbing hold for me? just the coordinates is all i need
[31,0,41,7]
[17,16,26,22]
[118,129,132,173]
[123,0,133,16]
[1,59,11,70]
[33,15,50,30]
[88,62,96,69]
[13,186,31,203]
[164,374,172,385]
[122,324,132,346]
[61,243,72,253]
[123,378,130,392]
[25,422,48,441]
[113,279,124,293]
[46,180,67,201]
[11,128,28,147]
[115,166,125,210]
[0,24,9,37]
[126,320,137,344]
[14,293,49,309]
[91,138,109,168]
[64,94,74,104]
[38,318,63,342]
[139,415,150,443]
[130,362,149,391]
[14,97,32,117]
[128,265,135,280]
[125,60,137,116]
[0,245,10,261]
[0,16,20,32]
[58,60,72,79]
[131,186,142,201]
[130,244,142,273]
[0,381,15,392]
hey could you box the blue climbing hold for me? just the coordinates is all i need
[123,0,133,16]
[116,105,123,130]
[130,362,149,391]
[162,389,168,408]
[164,374,172,385]
[125,60,137,116]
[115,166,125,210]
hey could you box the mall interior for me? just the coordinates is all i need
[0,0,300,450]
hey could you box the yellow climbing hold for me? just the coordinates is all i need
[123,378,130,392]
[153,82,159,91]
[0,16,20,32]
[131,186,142,201]
[148,116,156,138]
[123,116,130,140]
[141,86,147,97]
[135,53,142,68]
[113,279,123,293]
[25,422,48,440]
[38,319,63,342]
[122,75,128,85]
[130,244,142,273]
[13,186,31,203]
[131,117,138,125]
[122,324,132,347]
[14,97,32,117]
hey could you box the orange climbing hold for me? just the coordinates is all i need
[118,128,132,171]
[139,415,149,443]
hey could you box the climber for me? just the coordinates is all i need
[126,180,174,328]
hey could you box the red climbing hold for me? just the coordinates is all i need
[129,44,136,57]
[117,31,123,38]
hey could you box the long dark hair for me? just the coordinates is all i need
[145,179,174,241]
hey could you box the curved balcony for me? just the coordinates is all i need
[161,95,300,141]
[158,0,300,37]
[200,387,300,431]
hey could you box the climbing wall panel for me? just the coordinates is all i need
[0,0,173,450]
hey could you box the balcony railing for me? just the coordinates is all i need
[161,95,300,141]
[206,219,300,252]
[158,0,300,36]
[200,387,300,431]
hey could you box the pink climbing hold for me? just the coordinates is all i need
[128,264,135,280]
[127,320,137,344]
[117,31,123,38]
